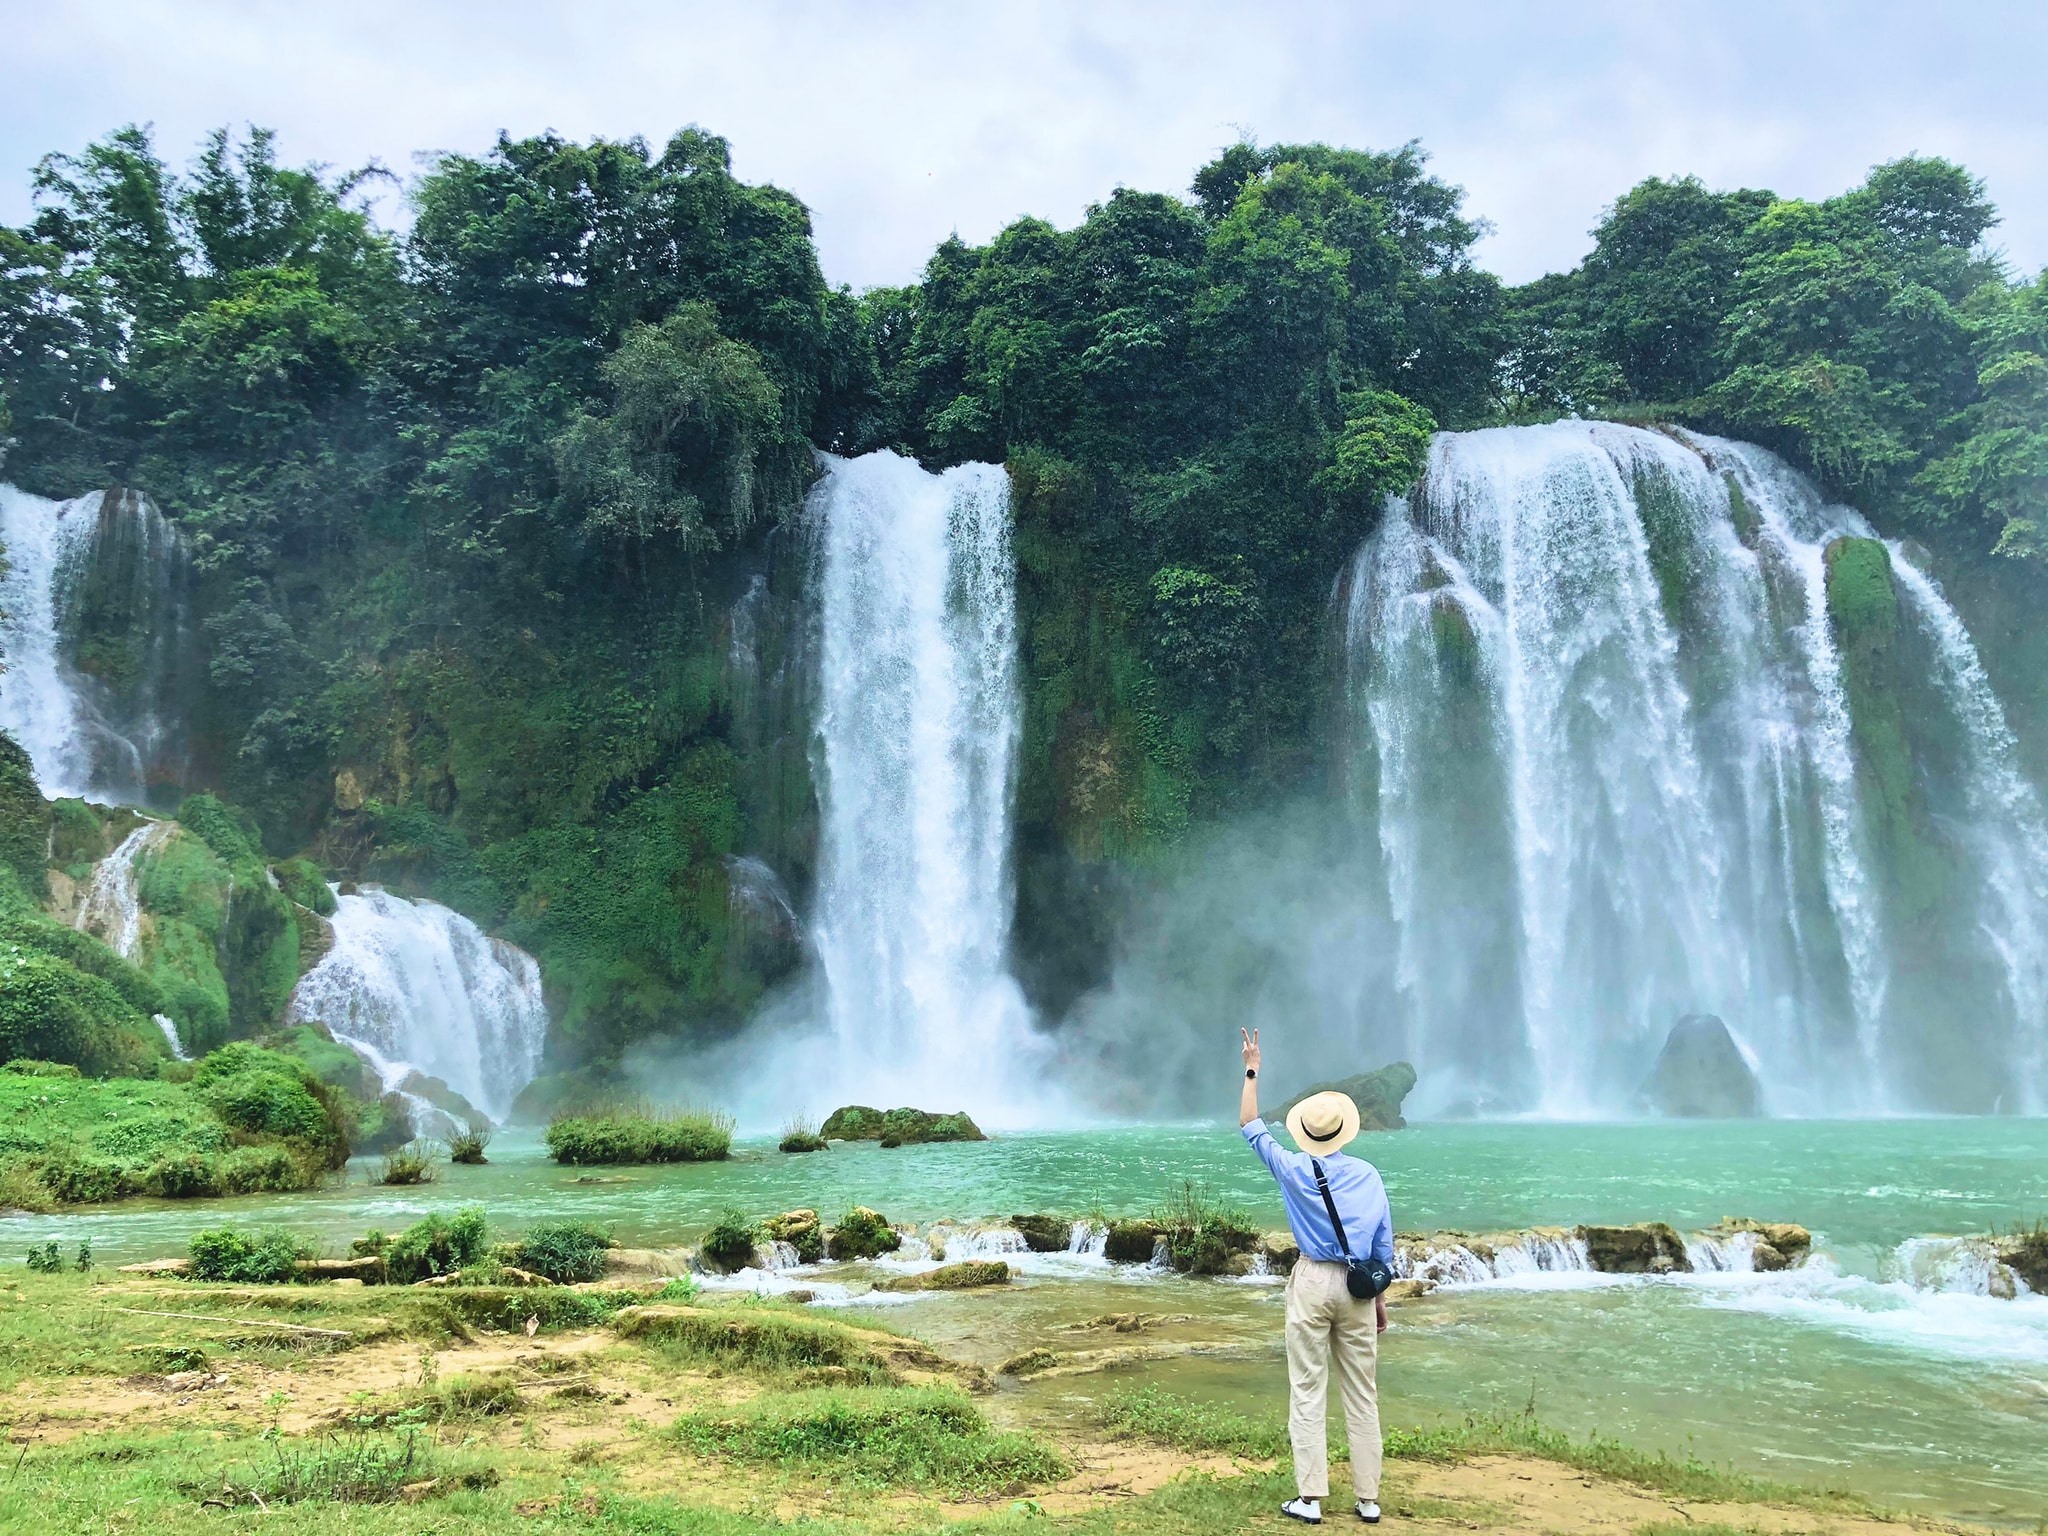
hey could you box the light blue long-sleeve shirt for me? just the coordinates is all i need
[1243,1117,1395,1266]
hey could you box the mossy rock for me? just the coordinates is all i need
[819,1105,987,1144]
[1103,1220,1163,1264]
[1577,1221,1692,1274]
[1992,1228,2048,1293]
[877,1260,1011,1292]
[1271,1061,1417,1132]
[271,856,337,916]
[1010,1214,1072,1253]
[762,1208,824,1264]
[826,1206,902,1260]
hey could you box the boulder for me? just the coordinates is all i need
[118,1257,191,1276]
[1010,1214,1072,1253]
[1993,1229,2048,1293]
[877,1260,1011,1292]
[1642,1014,1762,1117]
[295,1255,387,1283]
[819,1105,987,1144]
[1259,1230,1301,1271]
[763,1209,825,1264]
[1272,1062,1417,1132]
[1104,1220,1163,1265]
[826,1206,902,1260]
[604,1247,691,1279]
[1578,1222,1692,1274]
[1713,1217,1812,1271]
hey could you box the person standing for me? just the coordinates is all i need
[1240,1026,1393,1525]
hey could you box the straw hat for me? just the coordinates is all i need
[1286,1090,1362,1154]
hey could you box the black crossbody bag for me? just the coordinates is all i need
[1311,1157,1397,1300]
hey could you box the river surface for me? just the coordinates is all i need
[8,1119,2045,1523]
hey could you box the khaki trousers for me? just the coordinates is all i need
[1284,1257,1381,1502]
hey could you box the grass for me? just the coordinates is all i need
[612,1302,902,1385]
[447,1122,492,1164]
[1149,1179,1260,1274]
[187,1225,313,1282]
[508,1219,611,1282]
[778,1114,827,1154]
[544,1100,734,1165]
[1093,1388,1872,1514]
[375,1139,438,1185]
[674,1386,1070,1497]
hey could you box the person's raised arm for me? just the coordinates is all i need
[1239,1027,1261,1126]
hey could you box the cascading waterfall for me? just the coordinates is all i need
[0,484,188,804]
[807,449,1040,1116]
[286,887,549,1123]
[72,817,189,1057]
[1344,422,2048,1115]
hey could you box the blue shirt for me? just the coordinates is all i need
[1242,1118,1395,1266]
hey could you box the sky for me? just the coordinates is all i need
[4,1,2045,291]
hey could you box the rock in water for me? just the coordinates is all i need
[819,1105,987,1143]
[1272,1062,1417,1131]
[1643,1014,1762,1117]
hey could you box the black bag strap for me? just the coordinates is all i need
[1311,1158,1354,1260]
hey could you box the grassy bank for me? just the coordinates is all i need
[0,1253,1929,1536]
[0,1042,352,1210]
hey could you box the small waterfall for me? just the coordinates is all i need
[0,485,188,803]
[808,450,1039,1116]
[1342,423,2047,1114]
[286,886,548,1122]
[74,819,175,961]
[1068,1219,1109,1259]
[1395,1230,1594,1285]
[1685,1231,1760,1273]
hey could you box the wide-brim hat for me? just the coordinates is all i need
[1286,1090,1362,1154]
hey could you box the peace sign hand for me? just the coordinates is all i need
[1240,1027,1261,1073]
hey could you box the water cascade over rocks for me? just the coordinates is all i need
[807,450,1041,1117]
[287,887,548,1123]
[1342,423,2048,1115]
[0,485,190,803]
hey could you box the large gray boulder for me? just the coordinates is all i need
[1643,1013,1762,1117]
[1273,1061,1417,1131]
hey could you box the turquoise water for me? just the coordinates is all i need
[7,1119,2046,1522]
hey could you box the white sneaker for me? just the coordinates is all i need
[1282,1496,1323,1523]
[1356,1500,1382,1523]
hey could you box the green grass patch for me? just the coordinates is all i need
[613,1303,901,1384]
[509,1219,611,1282]
[544,1101,734,1164]
[1094,1385,1287,1458]
[674,1386,1070,1497]
[1148,1179,1260,1274]
[188,1225,314,1282]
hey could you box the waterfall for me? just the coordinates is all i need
[807,449,1040,1116]
[1343,423,2048,1115]
[74,819,175,962]
[0,484,188,804]
[286,886,548,1123]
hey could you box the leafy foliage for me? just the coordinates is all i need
[508,1220,611,1283]
[543,1103,734,1164]
[187,1224,312,1282]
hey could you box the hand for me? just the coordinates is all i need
[1240,1027,1261,1073]
[1375,1294,1388,1333]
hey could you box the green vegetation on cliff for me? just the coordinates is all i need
[4,121,2041,1075]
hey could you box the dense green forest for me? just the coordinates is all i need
[2,122,2043,1073]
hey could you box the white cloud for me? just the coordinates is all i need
[2,0,2043,289]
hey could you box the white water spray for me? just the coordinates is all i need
[286,887,548,1123]
[807,450,1041,1118]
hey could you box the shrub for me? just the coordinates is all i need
[220,1142,305,1193]
[188,1226,313,1283]
[384,1208,488,1283]
[271,857,337,916]
[143,1150,222,1199]
[25,1240,63,1273]
[699,1207,760,1272]
[779,1115,827,1154]
[447,1123,492,1164]
[192,1042,350,1167]
[377,1141,438,1186]
[0,938,165,1079]
[0,731,50,901]
[543,1103,733,1165]
[511,1221,611,1283]
[35,1147,131,1204]
[827,1206,902,1261]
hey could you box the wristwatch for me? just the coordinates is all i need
[1245,1068,1257,1080]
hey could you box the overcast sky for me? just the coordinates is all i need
[5,1,2045,291]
